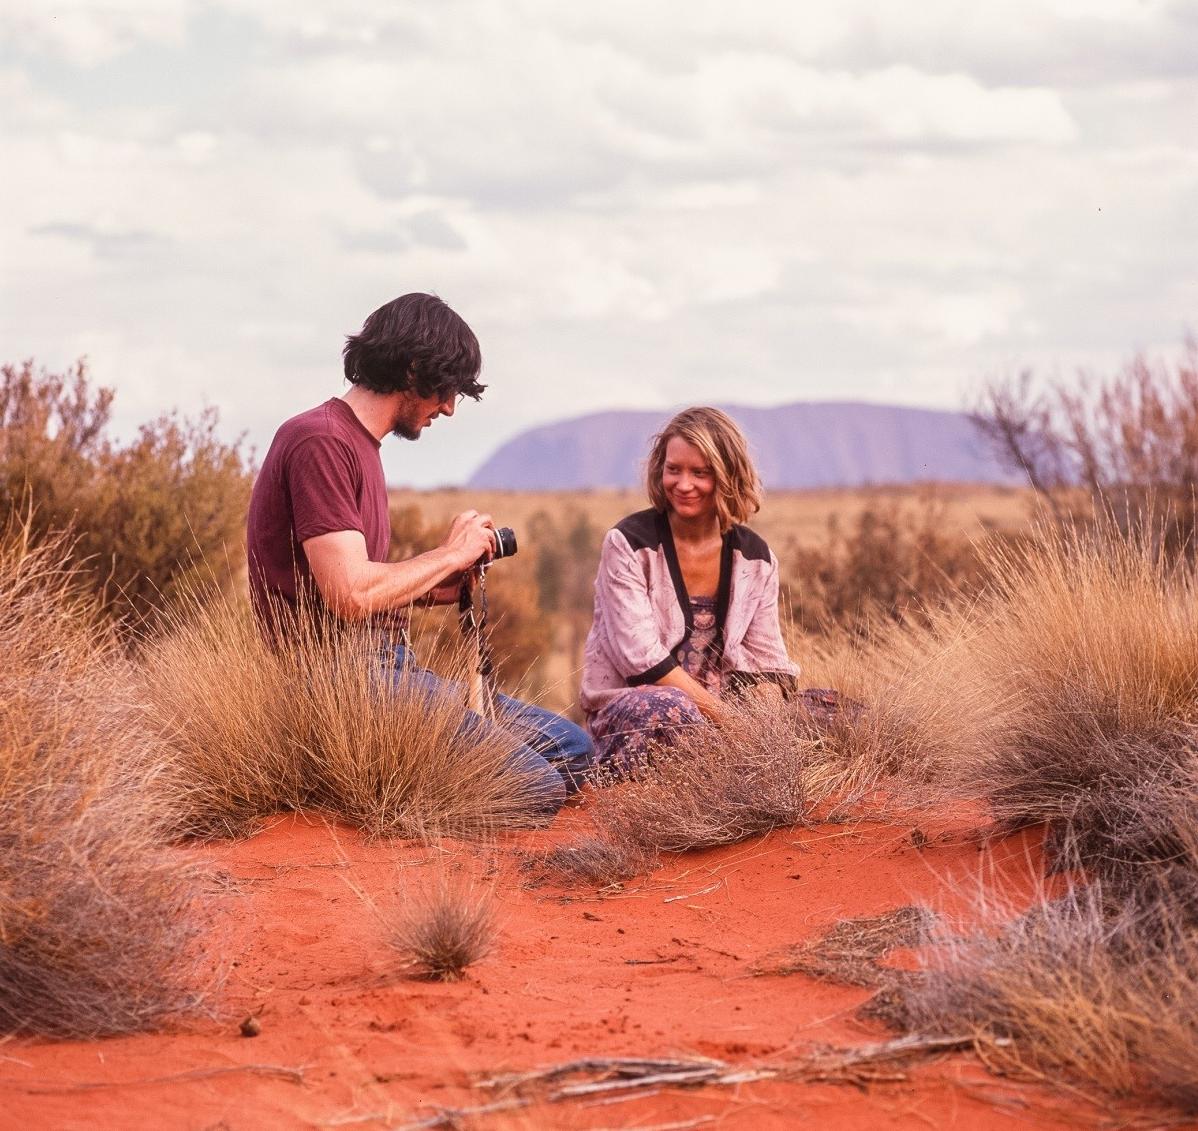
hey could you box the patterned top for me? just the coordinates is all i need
[673,596,723,696]
[581,507,798,718]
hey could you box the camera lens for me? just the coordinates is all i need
[492,526,518,559]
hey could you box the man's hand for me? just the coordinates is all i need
[424,567,477,606]
[441,510,495,572]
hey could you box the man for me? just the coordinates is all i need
[246,292,594,819]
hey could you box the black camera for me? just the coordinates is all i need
[491,526,518,560]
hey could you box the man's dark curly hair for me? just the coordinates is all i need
[342,293,484,400]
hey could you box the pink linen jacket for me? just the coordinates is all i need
[580,508,799,718]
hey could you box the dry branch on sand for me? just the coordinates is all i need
[140,593,556,840]
[389,1036,978,1129]
[0,529,211,1037]
[520,835,654,888]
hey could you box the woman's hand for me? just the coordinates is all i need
[656,666,727,725]
[748,681,784,708]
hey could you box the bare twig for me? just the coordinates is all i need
[2,1062,307,1094]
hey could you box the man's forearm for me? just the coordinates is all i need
[343,546,465,616]
[304,513,494,620]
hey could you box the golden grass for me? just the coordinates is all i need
[0,527,211,1037]
[388,873,497,981]
[389,483,1030,554]
[141,591,557,839]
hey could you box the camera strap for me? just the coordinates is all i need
[458,564,497,720]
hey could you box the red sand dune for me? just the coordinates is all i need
[2,809,1095,1129]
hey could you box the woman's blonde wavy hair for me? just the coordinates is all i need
[646,406,763,532]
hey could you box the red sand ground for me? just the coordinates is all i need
[0,810,1118,1130]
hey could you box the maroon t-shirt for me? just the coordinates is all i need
[246,398,404,640]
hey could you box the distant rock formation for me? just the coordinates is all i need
[467,402,1017,489]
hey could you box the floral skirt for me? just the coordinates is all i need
[588,684,855,779]
[588,687,705,776]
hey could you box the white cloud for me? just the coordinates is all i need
[0,1,1193,485]
[0,0,192,65]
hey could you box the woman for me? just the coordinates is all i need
[580,406,798,771]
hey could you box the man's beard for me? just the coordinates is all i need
[391,417,423,441]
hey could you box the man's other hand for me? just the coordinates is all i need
[424,567,476,605]
[442,510,495,571]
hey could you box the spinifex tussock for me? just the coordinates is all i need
[807,620,1002,800]
[940,525,1198,887]
[0,528,210,1037]
[389,873,496,981]
[822,522,1198,1116]
[892,884,1198,1117]
[143,589,554,839]
[587,694,820,854]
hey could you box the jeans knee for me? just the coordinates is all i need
[509,746,568,820]
[557,718,594,759]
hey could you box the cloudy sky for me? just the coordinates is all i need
[2,1,1195,485]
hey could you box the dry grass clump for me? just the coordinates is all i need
[755,906,938,986]
[389,876,496,981]
[589,695,837,855]
[941,527,1198,887]
[891,886,1198,1117]
[520,835,654,888]
[0,529,210,1037]
[535,693,881,886]
[812,522,1198,1117]
[142,592,554,839]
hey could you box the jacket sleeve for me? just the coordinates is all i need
[730,551,799,691]
[593,528,679,685]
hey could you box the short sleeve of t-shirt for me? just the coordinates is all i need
[288,434,367,544]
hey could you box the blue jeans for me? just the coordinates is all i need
[379,644,595,821]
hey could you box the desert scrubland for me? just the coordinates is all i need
[3,349,1198,1129]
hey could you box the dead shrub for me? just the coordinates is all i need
[974,336,1198,556]
[0,529,211,1037]
[782,489,1011,637]
[142,591,556,839]
[389,876,496,981]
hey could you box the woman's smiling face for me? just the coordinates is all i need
[662,436,717,522]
